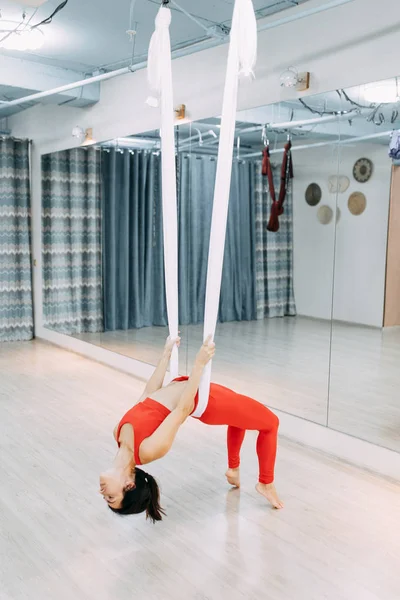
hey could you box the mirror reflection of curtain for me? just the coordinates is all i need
[102,149,166,331]
[179,154,256,325]
[0,138,33,342]
[254,164,296,319]
[42,148,103,334]
[101,149,296,332]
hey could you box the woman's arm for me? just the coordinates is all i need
[139,338,215,464]
[112,338,180,442]
[141,336,181,398]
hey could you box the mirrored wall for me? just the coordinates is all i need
[41,75,400,454]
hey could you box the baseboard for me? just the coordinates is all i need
[276,408,400,482]
[35,326,155,382]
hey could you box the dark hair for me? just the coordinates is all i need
[109,468,166,523]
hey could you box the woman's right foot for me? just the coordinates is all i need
[256,482,284,509]
[225,468,240,488]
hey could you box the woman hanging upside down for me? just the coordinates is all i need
[100,336,283,522]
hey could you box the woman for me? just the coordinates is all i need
[100,337,283,522]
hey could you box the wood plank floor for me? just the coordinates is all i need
[0,340,399,600]
[75,317,400,453]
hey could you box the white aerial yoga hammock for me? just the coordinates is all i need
[192,0,257,418]
[147,3,179,379]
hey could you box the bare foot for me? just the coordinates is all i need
[256,483,284,509]
[225,468,240,488]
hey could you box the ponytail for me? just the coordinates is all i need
[109,468,166,523]
[144,471,165,522]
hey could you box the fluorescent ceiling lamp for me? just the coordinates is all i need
[0,22,45,51]
[364,80,399,104]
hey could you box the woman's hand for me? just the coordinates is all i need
[164,335,181,357]
[195,335,216,367]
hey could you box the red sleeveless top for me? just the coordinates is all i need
[116,376,195,465]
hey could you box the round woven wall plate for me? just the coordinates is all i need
[305,183,322,206]
[328,175,350,194]
[353,158,373,183]
[348,191,367,216]
[317,205,333,225]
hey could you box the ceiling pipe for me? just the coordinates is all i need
[242,130,392,158]
[0,37,217,112]
[0,0,355,112]
[0,67,132,111]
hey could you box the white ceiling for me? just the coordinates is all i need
[0,0,311,118]
[1,0,310,72]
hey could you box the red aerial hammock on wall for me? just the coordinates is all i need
[262,135,294,233]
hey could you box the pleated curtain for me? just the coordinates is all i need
[0,138,33,342]
[42,148,103,334]
[254,162,297,319]
[178,153,257,325]
[42,147,296,334]
[102,149,166,331]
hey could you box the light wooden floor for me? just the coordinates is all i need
[0,340,399,600]
[75,317,400,453]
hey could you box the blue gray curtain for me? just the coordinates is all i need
[101,149,296,331]
[0,138,33,342]
[254,163,296,318]
[178,154,256,325]
[102,149,166,331]
[42,148,103,334]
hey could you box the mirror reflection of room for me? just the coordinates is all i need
[181,103,339,425]
[329,79,400,452]
[41,76,400,448]
[42,130,185,368]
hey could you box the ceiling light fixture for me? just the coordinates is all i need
[0,20,45,51]
[363,79,400,104]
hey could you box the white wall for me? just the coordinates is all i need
[292,145,338,321]
[293,143,391,326]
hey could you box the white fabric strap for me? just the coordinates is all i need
[193,0,257,418]
[147,6,179,379]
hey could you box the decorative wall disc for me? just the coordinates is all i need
[353,158,373,183]
[348,191,367,216]
[317,205,333,225]
[305,183,322,206]
[328,175,350,193]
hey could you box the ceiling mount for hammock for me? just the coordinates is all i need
[147,2,179,379]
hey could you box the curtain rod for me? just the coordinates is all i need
[0,135,32,143]
[242,131,392,158]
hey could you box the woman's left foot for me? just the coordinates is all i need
[256,483,284,509]
[225,468,240,488]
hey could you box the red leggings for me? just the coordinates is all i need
[195,383,279,484]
